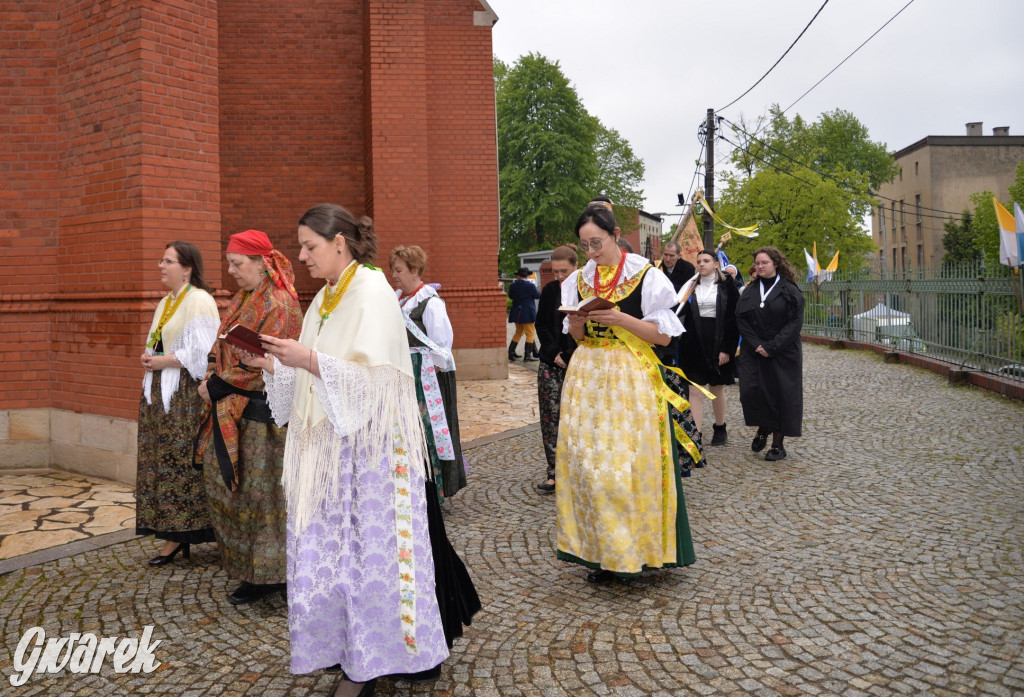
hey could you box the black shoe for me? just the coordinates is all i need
[228,582,286,606]
[391,665,442,683]
[764,446,787,461]
[586,569,615,583]
[148,542,189,567]
[323,664,343,674]
[508,341,521,361]
[751,431,768,452]
[328,677,376,697]
[535,481,555,493]
[523,343,539,362]
[711,423,728,446]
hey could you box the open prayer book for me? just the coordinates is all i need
[219,324,268,357]
[558,295,616,316]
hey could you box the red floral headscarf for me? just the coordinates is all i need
[226,229,298,299]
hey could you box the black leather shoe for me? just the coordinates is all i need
[390,665,442,683]
[328,676,377,697]
[586,569,615,583]
[535,481,555,493]
[228,582,286,606]
[148,542,189,567]
[764,446,787,461]
[710,423,727,446]
[751,432,768,452]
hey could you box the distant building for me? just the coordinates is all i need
[619,210,664,261]
[871,123,1024,271]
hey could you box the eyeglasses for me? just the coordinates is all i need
[577,236,610,252]
[158,259,181,266]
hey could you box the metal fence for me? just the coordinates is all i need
[799,261,1024,383]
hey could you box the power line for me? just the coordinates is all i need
[717,134,965,224]
[718,115,966,218]
[717,0,831,113]
[783,0,916,114]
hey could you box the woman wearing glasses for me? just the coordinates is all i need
[556,202,700,583]
[136,242,220,566]
[195,230,303,604]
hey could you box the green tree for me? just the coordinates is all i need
[941,211,980,265]
[593,122,645,208]
[496,54,598,271]
[495,53,645,271]
[716,106,896,272]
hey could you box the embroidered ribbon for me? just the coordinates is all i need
[391,424,419,655]
[403,314,456,460]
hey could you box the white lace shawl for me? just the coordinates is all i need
[560,254,684,337]
[142,289,220,412]
[264,266,426,533]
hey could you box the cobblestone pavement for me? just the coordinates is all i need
[1,344,1023,696]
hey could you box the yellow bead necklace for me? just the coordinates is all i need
[318,263,358,328]
[147,284,190,349]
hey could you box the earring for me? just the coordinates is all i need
[337,250,342,255]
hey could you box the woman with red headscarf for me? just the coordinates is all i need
[195,229,303,606]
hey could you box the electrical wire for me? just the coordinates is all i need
[718,134,966,223]
[719,115,966,218]
[783,0,916,114]
[717,0,831,113]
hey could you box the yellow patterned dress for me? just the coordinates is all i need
[555,254,698,575]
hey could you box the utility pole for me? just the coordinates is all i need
[703,108,715,249]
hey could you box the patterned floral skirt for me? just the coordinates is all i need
[202,417,288,584]
[555,341,696,575]
[135,372,215,544]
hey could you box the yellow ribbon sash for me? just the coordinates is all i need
[602,325,712,466]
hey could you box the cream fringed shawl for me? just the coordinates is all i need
[142,287,220,412]
[266,263,427,533]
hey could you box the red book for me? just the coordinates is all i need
[219,324,267,357]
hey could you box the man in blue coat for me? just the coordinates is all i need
[508,267,541,361]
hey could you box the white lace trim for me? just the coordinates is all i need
[644,308,684,338]
[264,358,297,426]
[578,253,650,286]
[142,314,219,413]
[282,355,426,533]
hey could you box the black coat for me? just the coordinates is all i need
[735,276,804,436]
[657,259,696,292]
[536,279,577,367]
[679,277,739,379]
[508,278,540,323]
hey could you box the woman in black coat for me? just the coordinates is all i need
[735,246,804,462]
[508,267,541,361]
[677,249,739,446]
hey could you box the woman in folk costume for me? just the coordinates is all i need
[556,201,701,583]
[194,229,303,605]
[256,204,448,697]
[136,241,220,566]
[735,246,804,462]
[389,245,467,500]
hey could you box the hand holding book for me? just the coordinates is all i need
[219,324,268,357]
[557,295,616,316]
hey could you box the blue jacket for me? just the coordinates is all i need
[508,278,540,323]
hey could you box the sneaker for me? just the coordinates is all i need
[764,446,787,461]
[711,423,727,446]
[751,431,768,452]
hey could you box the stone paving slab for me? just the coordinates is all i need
[1,344,1023,695]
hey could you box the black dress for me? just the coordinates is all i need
[735,275,805,436]
[678,276,739,386]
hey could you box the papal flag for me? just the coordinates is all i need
[994,197,1020,267]
[804,246,819,283]
[820,250,839,282]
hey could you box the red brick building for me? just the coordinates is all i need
[0,0,504,481]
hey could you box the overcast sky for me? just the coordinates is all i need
[488,0,1024,225]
